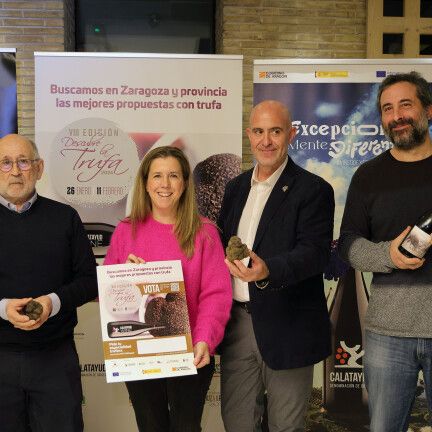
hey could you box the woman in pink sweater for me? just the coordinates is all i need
[104,146,232,432]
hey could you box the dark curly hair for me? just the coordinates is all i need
[376,71,432,114]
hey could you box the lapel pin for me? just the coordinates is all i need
[282,185,288,192]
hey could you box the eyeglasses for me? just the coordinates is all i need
[0,158,40,173]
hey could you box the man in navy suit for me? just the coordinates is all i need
[218,100,334,432]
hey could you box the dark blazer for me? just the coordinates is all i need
[218,157,334,370]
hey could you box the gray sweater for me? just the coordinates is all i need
[339,150,432,338]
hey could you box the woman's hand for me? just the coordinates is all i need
[193,341,210,368]
[126,254,146,264]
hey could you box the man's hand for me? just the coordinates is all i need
[193,341,210,369]
[390,227,425,270]
[225,250,269,282]
[6,296,53,331]
[6,298,33,328]
[126,254,146,264]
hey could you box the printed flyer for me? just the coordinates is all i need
[97,260,196,383]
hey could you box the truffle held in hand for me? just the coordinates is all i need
[226,236,249,262]
[24,300,43,320]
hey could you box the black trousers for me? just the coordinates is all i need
[0,338,83,432]
[126,357,215,432]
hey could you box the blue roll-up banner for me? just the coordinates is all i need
[254,59,432,431]
[0,48,17,137]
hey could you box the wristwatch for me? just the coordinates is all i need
[255,278,269,289]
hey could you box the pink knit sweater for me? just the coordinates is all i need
[104,216,232,354]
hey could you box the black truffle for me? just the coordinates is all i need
[226,236,249,262]
[194,153,241,222]
[145,293,190,337]
[24,300,43,320]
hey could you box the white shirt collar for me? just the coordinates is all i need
[251,156,288,188]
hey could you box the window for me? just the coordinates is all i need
[368,0,432,57]
[75,0,216,54]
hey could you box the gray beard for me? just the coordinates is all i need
[384,116,430,150]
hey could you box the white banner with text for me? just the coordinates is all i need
[35,52,242,432]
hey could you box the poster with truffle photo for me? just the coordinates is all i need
[35,52,242,432]
[34,53,243,236]
[97,260,196,383]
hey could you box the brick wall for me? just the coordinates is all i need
[216,0,367,167]
[0,0,366,165]
[0,0,70,138]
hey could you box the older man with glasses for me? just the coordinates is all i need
[0,133,97,432]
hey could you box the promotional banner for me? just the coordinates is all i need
[35,52,242,432]
[254,59,432,432]
[98,260,196,383]
[0,48,17,137]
